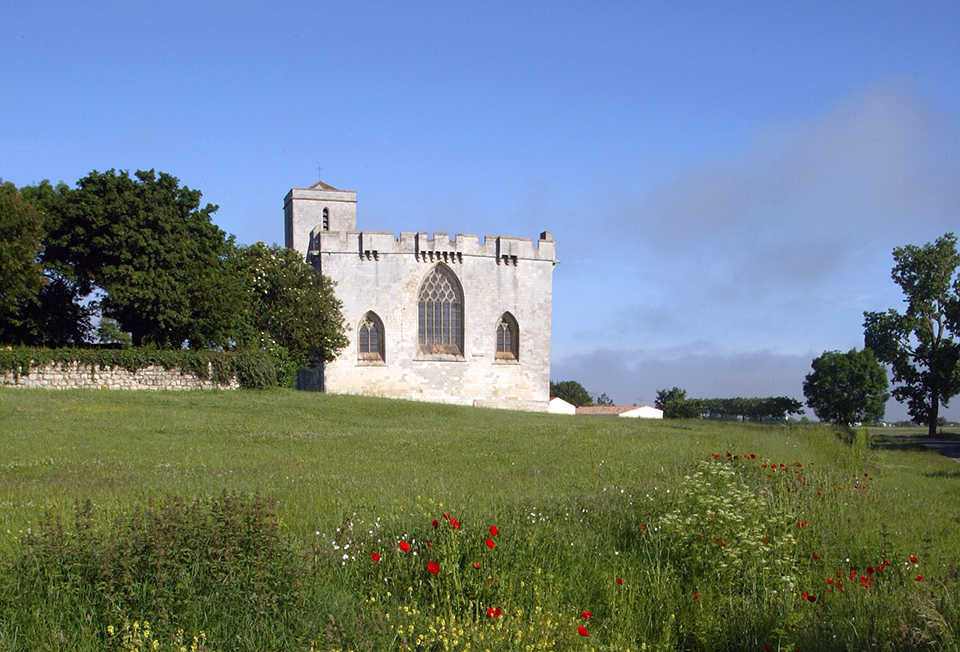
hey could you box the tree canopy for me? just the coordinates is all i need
[0,182,45,320]
[46,169,243,348]
[864,233,960,436]
[234,242,347,368]
[550,380,593,407]
[659,392,804,421]
[802,348,889,426]
[655,387,687,410]
[0,170,347,370]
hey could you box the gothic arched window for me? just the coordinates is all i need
[418,264,464,356]
[496,312,519,361]
[358,311,385,363]
[322,207,329,231]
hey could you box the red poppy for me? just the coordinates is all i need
[450,518,461,529]
[916,575,924,582]
[485,538,496,549]
[371,553,381,562]
[432,519,439,529]
[427,541,434,548]
[910,555,918,563]
[813,553,819,559]
[807,593,816,603]
[616,577,623,585]
[883,559,890,566]
[486,607,501,618]
[474,562,481,570]
[577,626,589,637]
[581,610,593,619]
[399,541,411,552]
[443,512,450,520]
[427,562,439,575]
[693,593,701,601]
[489,525,499,537]
[713,453,719,459]
[865,566,874,575]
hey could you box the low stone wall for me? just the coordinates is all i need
[1,362,238,390]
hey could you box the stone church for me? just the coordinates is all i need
[284,181,557,411]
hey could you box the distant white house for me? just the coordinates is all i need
[548,396,577,415]
[619,405,664,419]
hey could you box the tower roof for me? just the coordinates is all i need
[307,180,339,191]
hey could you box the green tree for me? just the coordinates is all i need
[0,182,45,321]
[864,233,960,436]
[663,397,703,419]
[595,392,615,406]
[803,349,889,426]
[234,242,347,372]
[6,180,94,346]
[655,387,687,410]
[550,380,593,407]
[47,169,242,348]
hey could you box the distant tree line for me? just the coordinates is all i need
[0,170,347,383]
[654,387,803,421]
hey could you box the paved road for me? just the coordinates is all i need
[920,439,960,462]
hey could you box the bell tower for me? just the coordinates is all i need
[283,181,357,257]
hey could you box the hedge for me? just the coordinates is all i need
[0,347,278,390]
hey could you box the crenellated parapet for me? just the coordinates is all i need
[309,230,557,265]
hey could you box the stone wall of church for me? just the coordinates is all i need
[314,231,555,411]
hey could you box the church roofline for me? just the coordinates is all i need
[310,230,557,263]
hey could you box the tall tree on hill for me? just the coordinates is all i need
[233,242,347,371]
[803,348,889,426]
[46,169,243,348]
[864,233,960,436]
[5,180,94,346]
[0,182,45,322]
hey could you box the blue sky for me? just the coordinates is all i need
[3,2,959,419]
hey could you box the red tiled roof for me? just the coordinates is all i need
[576,405,644,415]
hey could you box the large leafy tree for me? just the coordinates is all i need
[0,182,45,321]
[864,233,960,436]
[655,387,687,410]
[47,169,242,348]
[803,348,889,426]
[550,380,593,407]
[4,180,94,346]
[234,242,347,368]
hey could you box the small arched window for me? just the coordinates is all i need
[322,207,329,231]
[418,264,464,356]
[358,312,385,363]
[496,312,519,361]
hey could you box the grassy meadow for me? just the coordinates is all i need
[2,388,960,651]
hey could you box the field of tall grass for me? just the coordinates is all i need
[1,388,960,651]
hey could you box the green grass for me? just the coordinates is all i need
[2,388,960,651]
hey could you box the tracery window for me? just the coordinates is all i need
[358,311,384,363]
[495,312,519,361]
[418,264,464,356]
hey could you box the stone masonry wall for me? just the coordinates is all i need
[314,232,555,412]
[1,362,239,390]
